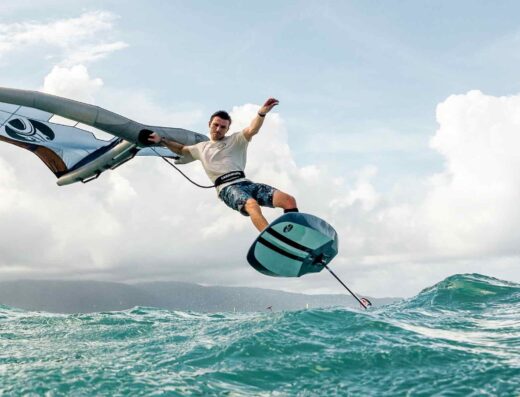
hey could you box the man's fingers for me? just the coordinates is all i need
[263,98,279,107]
[147,132,160,143]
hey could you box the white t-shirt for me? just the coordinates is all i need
[187,131,250,193]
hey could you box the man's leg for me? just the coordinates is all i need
[272,190,298,212]
[244,198,269,232]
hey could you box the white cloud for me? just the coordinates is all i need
[0,10,114,47]
[424,90,520,256]
[0,11,127,65]
[330,166,379,211]
[333,90,520,295]
[42,65,103,102]
[64,41,129,66]
[105,173,137,207]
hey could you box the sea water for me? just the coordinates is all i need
[1,273,519,396]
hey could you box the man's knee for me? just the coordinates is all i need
[277,192,297,208]
[285,194,297,208]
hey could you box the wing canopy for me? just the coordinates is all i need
[0,102,129,180]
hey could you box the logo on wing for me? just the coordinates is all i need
[4,118,55,143]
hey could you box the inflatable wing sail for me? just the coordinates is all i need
[0,87,208,185]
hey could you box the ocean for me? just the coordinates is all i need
[1,273,519,396]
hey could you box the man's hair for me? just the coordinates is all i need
[209,110,232,125]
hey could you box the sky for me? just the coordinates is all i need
[1,1,520,297]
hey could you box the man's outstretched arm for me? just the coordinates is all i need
[243,98,279,141]
[148,132,191,156]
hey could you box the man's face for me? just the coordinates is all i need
[209,116,230,141]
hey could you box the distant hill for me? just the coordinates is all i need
[0,280,400,313]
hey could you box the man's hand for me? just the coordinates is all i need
[148,132,162,145]
[244,98,279,140]
[148,132,187,156]
[258,98,279,116]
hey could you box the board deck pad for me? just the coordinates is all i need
[247,213,338,277]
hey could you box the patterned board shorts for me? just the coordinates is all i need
[219,181,276,216]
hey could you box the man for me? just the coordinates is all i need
[148,98,298,232]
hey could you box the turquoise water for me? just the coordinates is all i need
[1,273,519,396]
